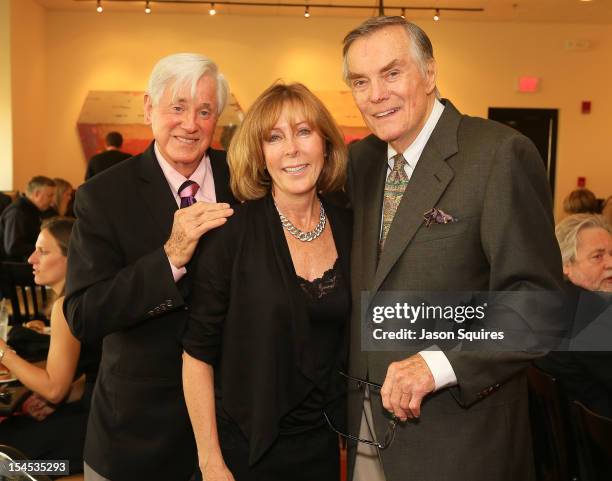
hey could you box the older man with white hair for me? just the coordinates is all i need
[65,53,235,481]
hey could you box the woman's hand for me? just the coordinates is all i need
[201,460,236,481]
[24,320,46,334]
[23,393,56,421]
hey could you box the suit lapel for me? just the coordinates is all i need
[136,143,177,242]
[371,100,462,295]
[209,148,235,205]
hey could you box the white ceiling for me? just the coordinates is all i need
[36,0,610,24]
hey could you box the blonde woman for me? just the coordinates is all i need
[183,83,350,481]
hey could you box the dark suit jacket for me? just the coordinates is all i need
[0,196,42,261]
[65,142,235,481]
[536,282,612,417]
[183,193,351,465]
[347,100,564,481]
[85,149,132,180]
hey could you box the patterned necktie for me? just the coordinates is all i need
[380,153,409,253]
[178,180,199,209]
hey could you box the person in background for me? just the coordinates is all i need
[65,53,235,481]
[602,195,612,227]
[563,188,599,215]
[0,176,55,261]
[52,178,75,217]
[0,217,101,473]
[536,213,611,420]
[182,82,350,481]
[85,131,132,180]
[0,192,11,215]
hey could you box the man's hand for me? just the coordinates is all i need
[380,353,435,421]
[165,202,233,268]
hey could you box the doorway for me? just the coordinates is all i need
[488,108,558,197]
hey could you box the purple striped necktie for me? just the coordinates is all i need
[178,180,199,208]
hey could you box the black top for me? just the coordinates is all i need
[281,259,349,433]
[183,193,352,465]
[85,149,132,180]
[0,196,42,261]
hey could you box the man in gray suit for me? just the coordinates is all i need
[342,16,564,481]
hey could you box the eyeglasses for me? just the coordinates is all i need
[323,371,399,450]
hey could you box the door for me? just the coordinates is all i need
[488,108,558,197]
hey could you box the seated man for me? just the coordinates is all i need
[536,214,612,416]
[0,176,55,261]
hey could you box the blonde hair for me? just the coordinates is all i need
[228,82,347,201]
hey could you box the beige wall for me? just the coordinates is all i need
[10,0,46,192]
[9,8,612,216]
[0,0,12,190]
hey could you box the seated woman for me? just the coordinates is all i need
[0,217,100,472]
[182,82,350,481]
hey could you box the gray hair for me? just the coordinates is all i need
[146,53,229,115]
[556,214,612,265]
[342,16,435,84]
[26,176,55,194]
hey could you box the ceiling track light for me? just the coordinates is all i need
[145,0,151,13]
[433,8,440,21]
[209,2,216,14]
[400,7,405,18]
[96,0,103,13]
[304,5,310,17]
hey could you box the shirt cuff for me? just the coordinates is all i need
[419,349,457,391]
[169,258,187,283]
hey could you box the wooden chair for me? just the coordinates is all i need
[571,401,612,481]
[0,261,49,324]
[527,365,578,481]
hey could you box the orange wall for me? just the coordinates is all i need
[10,0,46,193]
[0,0,12,190]
[9,7,612,217]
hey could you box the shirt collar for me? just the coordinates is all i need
[154,142,209,195]
[387,98,445,168]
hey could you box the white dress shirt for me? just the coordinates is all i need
[154,142,217,282]
[381,99,458,391]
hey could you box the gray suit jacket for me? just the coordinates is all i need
[347,100,564,481]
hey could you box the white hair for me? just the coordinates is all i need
[146,53,229,114]
[556,214,612,265]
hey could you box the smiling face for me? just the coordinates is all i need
[27,229,67,294]
[144,75,218,177]
[564,227,612,292]
[262,104,325,203]
[346,25,437,153]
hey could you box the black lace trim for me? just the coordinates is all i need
[296,258,340,300]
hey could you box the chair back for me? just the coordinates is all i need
[527,365,577,481]
[571,401,612,481]
[0,262,49,324]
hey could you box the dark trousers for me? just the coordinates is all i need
[217,417,340,481]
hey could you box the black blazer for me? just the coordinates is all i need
[65,142,235,481]
[183,193,352,465]
[85,149,132,180]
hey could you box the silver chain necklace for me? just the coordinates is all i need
[275,200,326,242]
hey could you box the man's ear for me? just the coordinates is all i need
[563,262,571,278]
[425,60,437,95]
[143,94,153,125]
